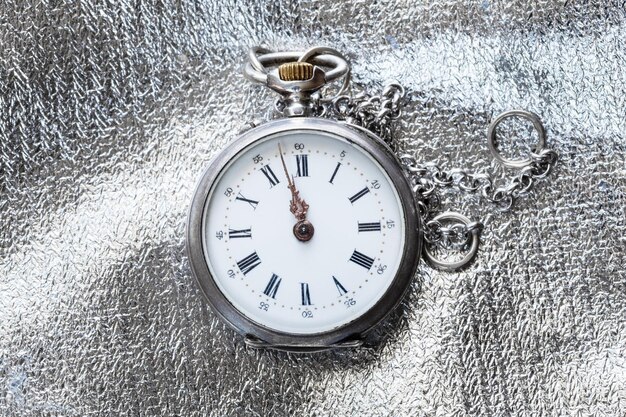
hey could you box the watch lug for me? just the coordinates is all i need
[237,119,263,135]
[244,334,270,349]
[329,338,364,349]
[244,334,364,353]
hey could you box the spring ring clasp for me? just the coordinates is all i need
[487,110,546,169]
[423,212,481,271]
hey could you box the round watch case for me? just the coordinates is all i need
[187,117,422,351]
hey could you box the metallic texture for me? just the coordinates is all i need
[244,49,349,85]
[332,83,405,142]
[0,1,624,416]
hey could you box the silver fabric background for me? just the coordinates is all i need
[1,1,625,416]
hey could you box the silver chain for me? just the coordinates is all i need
[331,84,405,147]
[325,84,558,252]
[246,46,558,270]
[400,149,558,211]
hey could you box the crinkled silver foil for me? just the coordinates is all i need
[1,1,625,416]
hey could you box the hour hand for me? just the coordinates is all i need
[278,144,309,221]
[278,144,314,241]
[288,175,309,221]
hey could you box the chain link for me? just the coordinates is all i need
[400,148,558,213]
[330,83,405,147]
[424,218,483,248]
[326,83,558,250]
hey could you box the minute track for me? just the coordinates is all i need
[217,144,396,311]
[195,123,411,338]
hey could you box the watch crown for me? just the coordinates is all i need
[278,62,314,81]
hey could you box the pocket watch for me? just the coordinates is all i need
[187,47,558,352]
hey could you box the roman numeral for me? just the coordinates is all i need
[263,273,281,299]
[236,252,261,275]
[332,276,348,297]
[349,250,374,270]
[348,186,370,204]
[296,154,309,177]
[358,221,381,232]
[235,192,259,209]
[260,164,280,187]
[329,162,341,184]
[300,283,312,305]
[228,228,252,239]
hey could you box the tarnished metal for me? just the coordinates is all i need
[1,1,625,416]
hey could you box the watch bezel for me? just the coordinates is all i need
[187,118,422,350]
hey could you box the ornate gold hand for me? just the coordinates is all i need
[278,143,309,221]
[278,143,314,241]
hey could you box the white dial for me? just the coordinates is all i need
[202,130,406,334]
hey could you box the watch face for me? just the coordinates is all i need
[188,119,419,341]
